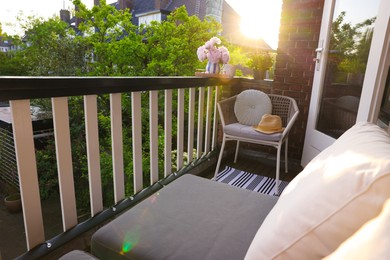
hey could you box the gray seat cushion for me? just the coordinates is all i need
[224,123,282,142]
[91,174,278,260]
[59,250,98,260]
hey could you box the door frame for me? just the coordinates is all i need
[301,0,337,166]
[301,0,389,166]
[357,0,390,124]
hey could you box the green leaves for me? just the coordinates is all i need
[140,6,222,76]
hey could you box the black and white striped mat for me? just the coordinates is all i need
[215,166,289,196]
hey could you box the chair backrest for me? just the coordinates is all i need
[269,94,298,127]
[217,93,299,134]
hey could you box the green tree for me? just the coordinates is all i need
[19,16,87,75]
[73,0,144,76]
[141,6,222,76]
[3,2,227,213]
[330,12,375,74]
[0,35,28,75]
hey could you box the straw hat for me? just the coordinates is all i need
[253,114,284,134]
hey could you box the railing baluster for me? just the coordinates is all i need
[110,93,125,203]
[1,77,235,258]
[164,89,172,177]
[187,88,196,163]
[197,87,205,158]
[212,86,220,150]
[10,99,45,250]
[84,95,103,216]
[52,97,78,230]
[150,90,159,184]
[204,86,213,153]
[131,92,143,192]
[177,88,185,170]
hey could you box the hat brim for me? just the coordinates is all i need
[253,126,284,134]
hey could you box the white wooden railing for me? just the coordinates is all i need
[0,76,237,257]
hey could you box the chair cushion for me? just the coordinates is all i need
[245,122,390,259]
[59,250,98,260]
[224,123,281,142]
[234,90,272,126]
[324,198,390,260]
[91,174,278,260]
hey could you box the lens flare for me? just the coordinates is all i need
[121,231,140,254]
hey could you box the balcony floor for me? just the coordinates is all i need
[0,150,303,260]
[203,148,303,183]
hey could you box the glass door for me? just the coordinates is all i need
[301,0,381,166]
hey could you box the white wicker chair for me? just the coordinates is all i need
[214,91,299,194]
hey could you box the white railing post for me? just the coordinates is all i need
[197,87,205,158]
[177,88,185,170]
[204,86,213,153]
[212,86,220,150]
[10,100,45,250]
[132,92,143,193]
[164,89,172,177]
[187,88,196,163]
[52,97,78,231]
[84,95,103,216]
[110,93,125,203]
[149,90,159,184]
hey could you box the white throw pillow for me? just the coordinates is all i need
[324,198,390,260]
[234,89,272,126]
[245,122,390,260]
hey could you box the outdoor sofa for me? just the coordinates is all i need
[62,122,390,259]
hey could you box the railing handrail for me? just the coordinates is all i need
[0,76,241,101]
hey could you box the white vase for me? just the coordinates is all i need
[223,64,236,77]
[206,62,220,74]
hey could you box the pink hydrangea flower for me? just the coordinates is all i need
[197,37,230,65]
[219,46,230,64]
[197,46,207,62]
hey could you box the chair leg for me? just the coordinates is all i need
[285,139,288,173]
[214,135,226,180]
[275,145,281,195]
[234,140,240,163]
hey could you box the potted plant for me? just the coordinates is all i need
[4,193,22,214]
[247,50,274,80]
[197,37,230,74]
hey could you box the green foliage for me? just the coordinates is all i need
[36,141,58,199]
[0,35,28,75]
[7,3,226,213]
[227,46,249,66]
[17,16,87,75]
[141,6,221,76]
[73,0,143,76]
[0,52,27,76]
[330,12,375,75]
[247,50,274,71]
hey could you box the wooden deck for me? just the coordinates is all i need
[203,148,303,183]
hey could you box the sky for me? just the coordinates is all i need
[0,0,283,49]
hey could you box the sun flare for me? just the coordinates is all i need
[240,18,264,39]
[231,0,283,49]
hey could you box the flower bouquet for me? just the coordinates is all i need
[197,37,230,74]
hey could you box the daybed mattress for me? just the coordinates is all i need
[91,174,278,259]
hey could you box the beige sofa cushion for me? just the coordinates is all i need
[245,122,390,260]
[324,198,390,260]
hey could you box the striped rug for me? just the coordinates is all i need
[216,166,289,196]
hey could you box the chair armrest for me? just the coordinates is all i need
[217,95,238,127]
[282,98,299,140]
